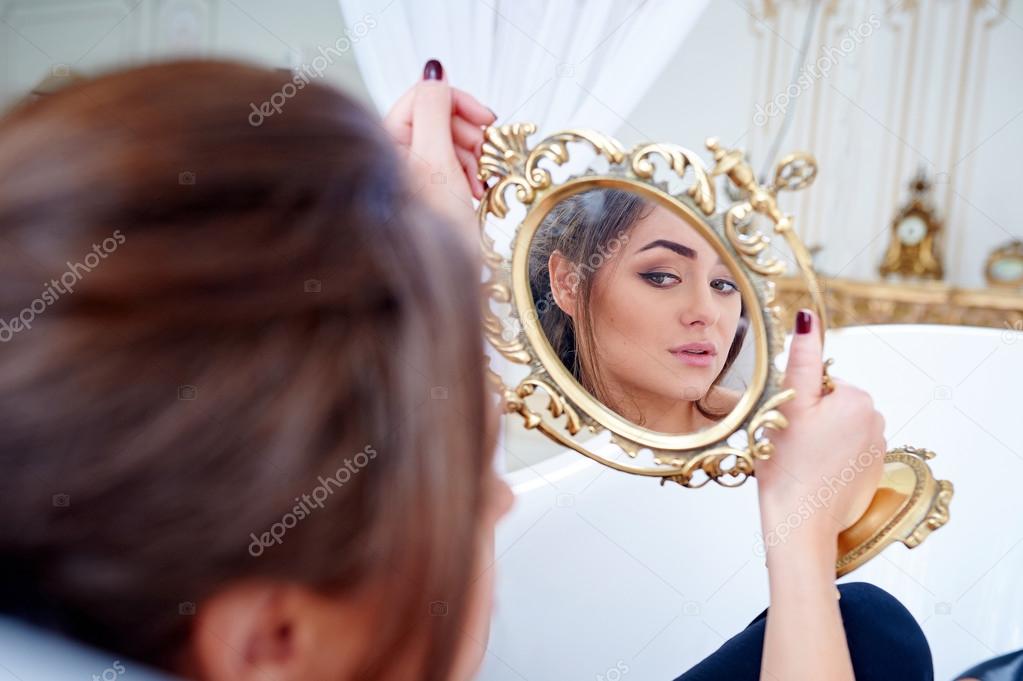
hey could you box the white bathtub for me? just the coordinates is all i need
[481,325,1023,680]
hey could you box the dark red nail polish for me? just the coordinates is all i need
[796,309,812,335]
[423,59,443,80]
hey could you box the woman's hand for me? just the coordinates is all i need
[382,59,496,247]
[757,308,886,552]
[755,308,887,681]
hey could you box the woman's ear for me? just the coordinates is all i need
[188,581,372,681]
[548,250,581,318]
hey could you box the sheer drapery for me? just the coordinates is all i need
[339,0,709,137]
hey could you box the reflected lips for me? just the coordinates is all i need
[669,342,717,367]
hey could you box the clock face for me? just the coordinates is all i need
[897,214,928,246]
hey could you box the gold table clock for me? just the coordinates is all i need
[880,169,944,280]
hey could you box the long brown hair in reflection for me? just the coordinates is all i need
[0,60,490,681]
[528,188,749,426]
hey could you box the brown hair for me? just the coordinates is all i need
[0,60,491,680]
[528,188,748,423]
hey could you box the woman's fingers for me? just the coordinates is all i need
[388,86,495,133]
[382,59,493,205]
[382,114,487,157]
[782,308,824,412]
[411,83,461,167]
[455,146,483,199]
[380,58,495,173]
[453,87,496,126]
[452,114,485,156]
[382,85,417,142]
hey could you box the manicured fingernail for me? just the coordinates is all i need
[487,107,498,119]
[423,59,443,80]
[796,309,812,335]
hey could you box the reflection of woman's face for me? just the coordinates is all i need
[553,204,742,429]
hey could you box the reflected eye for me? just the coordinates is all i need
[711,278,739,295]
[639,271,682,288]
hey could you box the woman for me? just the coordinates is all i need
[531,189,747,433]
[0,59,931,680]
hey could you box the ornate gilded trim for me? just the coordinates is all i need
[477,123,822,487]
[775,274,1023,330]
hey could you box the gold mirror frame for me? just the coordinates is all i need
[477,123,824,487]
[477,123,952,574]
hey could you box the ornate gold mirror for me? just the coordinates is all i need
[476,123,952,576]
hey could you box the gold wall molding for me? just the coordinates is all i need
[776,274,1023,330]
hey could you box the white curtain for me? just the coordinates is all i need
[338,0,709,137]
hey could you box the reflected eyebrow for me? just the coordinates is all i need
[638,239,724,266]
[638,239,697,259]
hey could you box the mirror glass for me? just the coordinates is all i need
[526,187,756,435]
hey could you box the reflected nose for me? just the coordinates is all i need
[679,276,719,328]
